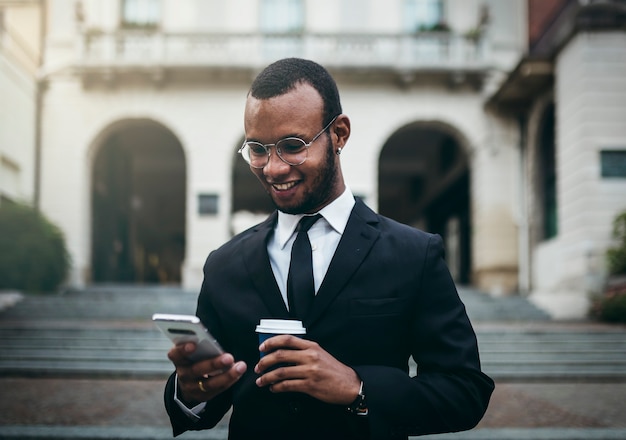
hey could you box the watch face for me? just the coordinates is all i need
[353,398,368,416]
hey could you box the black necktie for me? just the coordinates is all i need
[287,214,322,320]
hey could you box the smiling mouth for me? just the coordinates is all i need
[272,181,298,191]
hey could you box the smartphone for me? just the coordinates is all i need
[152,313,224,361]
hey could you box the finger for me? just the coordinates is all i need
[175,353,235,383]
[191,361,244,391]
[268,377,308,394]
[183,361,247,402]
[254,347,306,375]
[259,334,313,355]
[256,363,307,388]
[167,342,198,366]
[191,353,235,377]
[179,359,242,395]
[256,339,324,374]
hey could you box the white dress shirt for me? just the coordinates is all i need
[268,187,355,308]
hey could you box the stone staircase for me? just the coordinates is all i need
[1,286,626,440]
[0,285,198,321]
[476,326,626,381]
[1,323,625,382]
[0,285,195,378]
[0,326,172,378]
[1,426,624,440]
[0,286,625,381]
[458,286,552,322]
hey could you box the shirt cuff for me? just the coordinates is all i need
[173,374,207,420]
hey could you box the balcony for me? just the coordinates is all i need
[77,30,491,85]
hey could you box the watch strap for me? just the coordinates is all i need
[347,381,368,416]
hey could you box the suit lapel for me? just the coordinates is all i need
[305,199,380,327]
[241,212,290,318]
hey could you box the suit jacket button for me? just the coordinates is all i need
[288,401,300,414]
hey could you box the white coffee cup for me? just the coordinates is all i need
[256,319,306,357]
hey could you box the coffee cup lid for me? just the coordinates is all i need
[255,319,306,334]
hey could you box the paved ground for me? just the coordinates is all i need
[0,286,625,439]
[0,378,624,429]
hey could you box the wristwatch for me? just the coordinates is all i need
[347,381,368,416]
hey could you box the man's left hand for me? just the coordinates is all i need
[254,335,360,405]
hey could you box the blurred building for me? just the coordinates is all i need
[0,0,42,206]
[488,0,626,317]
[3,0,624,319]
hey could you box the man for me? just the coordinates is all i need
[164,58,494,439]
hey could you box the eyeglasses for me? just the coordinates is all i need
[238,116,338,169]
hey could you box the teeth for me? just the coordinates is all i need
[273,182,296,191]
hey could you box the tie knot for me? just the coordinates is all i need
[297,214,322,233]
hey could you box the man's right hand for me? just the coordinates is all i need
[168,342,247,404]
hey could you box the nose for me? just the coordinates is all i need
[263,147,291,177]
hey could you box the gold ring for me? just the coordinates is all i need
[198,380,206,393]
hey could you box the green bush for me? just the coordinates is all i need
[606,211,626,276]
[0,202,70,293]
[590,290,626,323]
[592,211,626,323]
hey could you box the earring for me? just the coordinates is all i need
[336,148,342,155]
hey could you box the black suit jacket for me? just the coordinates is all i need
[165,198,494,439]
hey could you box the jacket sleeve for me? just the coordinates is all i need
[354,234,494,439]
[164,371,232,436]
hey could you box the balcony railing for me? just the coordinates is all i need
[78,30,490,73]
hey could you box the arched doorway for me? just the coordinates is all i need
[91,120,186,284]
[378,122,471,284]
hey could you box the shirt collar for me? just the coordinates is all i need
[276,187,355,249]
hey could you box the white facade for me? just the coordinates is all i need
[0,2,41,205]
[35,0,527,293]
[19,0,624,318]
[528,31,626,318]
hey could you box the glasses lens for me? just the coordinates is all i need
[243,143,268,167]
[276,138,307,165]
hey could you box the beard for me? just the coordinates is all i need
[273,137,339,215]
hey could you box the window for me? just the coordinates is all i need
[600,150,626,178]
[198,194,219,216]
[260,0,304,33]
[404,0,445,32]
[121,0,161,29]
[539,103,557,240]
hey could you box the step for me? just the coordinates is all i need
[1,426,625,440]
[1,326,625,380]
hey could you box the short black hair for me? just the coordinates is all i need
[249,58,342,126]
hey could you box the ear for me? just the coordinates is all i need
[332,114,351,151]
